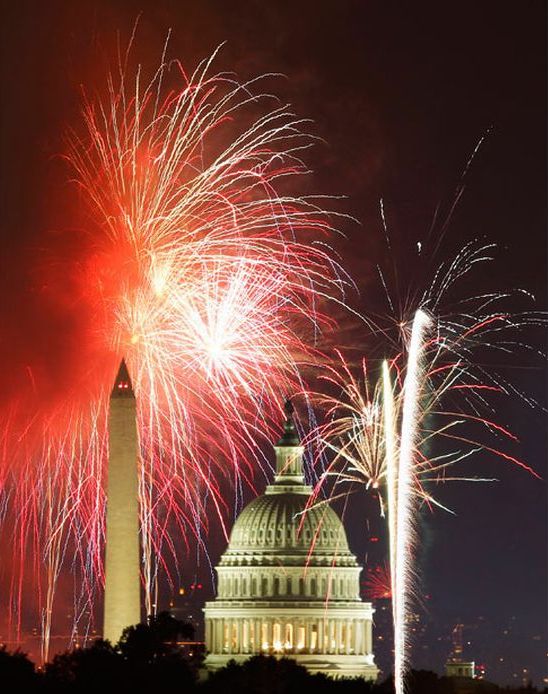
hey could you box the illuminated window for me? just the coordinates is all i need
[310,624,318,651]
[284,622,293,649]
[242,621,249,652]
[273,622,282,651]
[231,622,238,651]
[297,625,305,649]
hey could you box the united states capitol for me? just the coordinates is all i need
[203,400,378,679]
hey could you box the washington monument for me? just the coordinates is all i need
[103,359,141,643]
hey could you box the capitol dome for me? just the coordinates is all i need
[204,401,378,679]
[226,492,351,557]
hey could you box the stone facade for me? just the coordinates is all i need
[204,402,378,679]
[103,360,141,643]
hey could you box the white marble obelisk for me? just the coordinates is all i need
[103,359,141,643]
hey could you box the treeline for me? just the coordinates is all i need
[0,613,543,694]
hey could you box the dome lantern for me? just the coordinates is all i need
[275,398,300,447]
[271,398,306,490]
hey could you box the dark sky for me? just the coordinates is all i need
[0,0,546,686]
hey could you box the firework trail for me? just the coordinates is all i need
[392,309,431,694]
[382,360,397,609]
[1,41,350,657]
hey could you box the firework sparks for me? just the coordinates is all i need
[309,218,544,690]
[364,563,392,601]
[392,308,431,694]
[1,42,350,657]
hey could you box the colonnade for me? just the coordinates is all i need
[206,616,372,656]
[218,571,359,600]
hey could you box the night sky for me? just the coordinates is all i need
[0,0,546,686]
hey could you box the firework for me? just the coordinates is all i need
[309,221,544,691]
[1,41,349,656]
[382,361,397,611]
[311,228,543,512]
[364,563,392,601]
[391,309,431,694]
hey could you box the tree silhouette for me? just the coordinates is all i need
[43,639,124,693]
[42,613,197,693]
[202,655,377,694]
[0,645,38,693]
[117,611,197,692]
[118,610,195,664]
